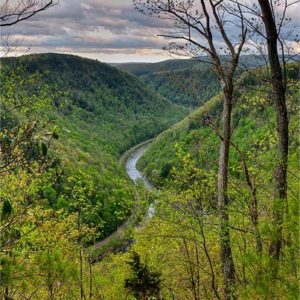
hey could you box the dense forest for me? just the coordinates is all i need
[1,53,188,237]
[0,0,299,299]
[115,56,272,108]
[95,63,299,300]
[0,52,189,298]
[116,59,220,108]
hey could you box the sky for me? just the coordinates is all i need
[1,0,174,62]
[1,0,299,63]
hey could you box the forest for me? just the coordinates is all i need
[0,0,299,299]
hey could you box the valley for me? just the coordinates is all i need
[1,42,299,300]
[1,0,300,298]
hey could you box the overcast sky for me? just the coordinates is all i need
[2,0,173,62]
[1,0,299,63]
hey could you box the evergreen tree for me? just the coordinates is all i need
[125,252,161,300]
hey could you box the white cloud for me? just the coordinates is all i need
[1,0,299,62]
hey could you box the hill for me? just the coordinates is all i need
[115,58,220,108]
[138,63,299,186]
[0,53,188,237]
[114,56,272,108]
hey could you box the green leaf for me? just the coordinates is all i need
[41,142,48,156]
[2,200,13,218]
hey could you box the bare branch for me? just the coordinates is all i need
[0,0,56,27]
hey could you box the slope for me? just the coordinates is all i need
[115,58,220,108]
[115,56,271,108]
[0,53,188,238]
[138,63,299,186]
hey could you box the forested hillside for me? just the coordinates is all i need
[138,64,300,185]
[0,53,191,298]
[116,59,220,107]
[3,53,187,155]
[115,56,269,108]
[1,53,189,238]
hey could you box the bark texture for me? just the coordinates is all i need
[217,83,236,300]
[258,0,289,261]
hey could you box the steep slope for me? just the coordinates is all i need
[115,56,272,108]
[3,53,188,155]
[116,58,220,108]
[89,63,299,300]
[138,63,299,186]
[0,53,188,237]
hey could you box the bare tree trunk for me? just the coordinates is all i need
[4,287,9,300]
[257,0,289,262]
[89,256,93,300]
[80,247,84,300]
[78,210,85,300]
[248,179,263,255]
[235,144,262,255]
[217,84,236,300]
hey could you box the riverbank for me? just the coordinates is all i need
[90,139,154,262]
[118,138,154,167]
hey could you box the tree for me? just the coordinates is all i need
[125,252,161,300]
[133,1,247,298]
[0,0,56,27]
[229,0,299,264]
[0,65,58,174]
[256,0,290,264]
[63,171,102,299]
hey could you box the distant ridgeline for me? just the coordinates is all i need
[0,53,188,238]
[114,55,276,108]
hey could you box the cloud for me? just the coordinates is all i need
[1,0,171,62]
[1,0,299,62]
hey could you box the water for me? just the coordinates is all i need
[125,142,155,217]
[125,143,154,190]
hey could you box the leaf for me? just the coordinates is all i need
[52,132,59,140]
[41,142,48,156]
[2,200,13,218]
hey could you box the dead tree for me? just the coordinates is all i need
[0,0,56,27]
[133,1,248,298]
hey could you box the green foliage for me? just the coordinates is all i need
[1,53,188,239]
[0,65,58,174]
[117,59,220,108]
[140,68,219,108]
[2,53,188,155]
[1,51,298,299]
[0,53,188,298]
[125,252,161,300]
[133,63,300,299]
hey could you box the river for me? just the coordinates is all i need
[92,140,155,256]
[125,141,155,217]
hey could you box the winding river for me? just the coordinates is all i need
[125,141,155,217]
[93,140,155,255]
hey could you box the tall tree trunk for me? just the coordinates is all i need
[238,148,262,254]
[257,0,289,262]
[89,256,93,300]
[78,210,85,300]
[218,84,236,300]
